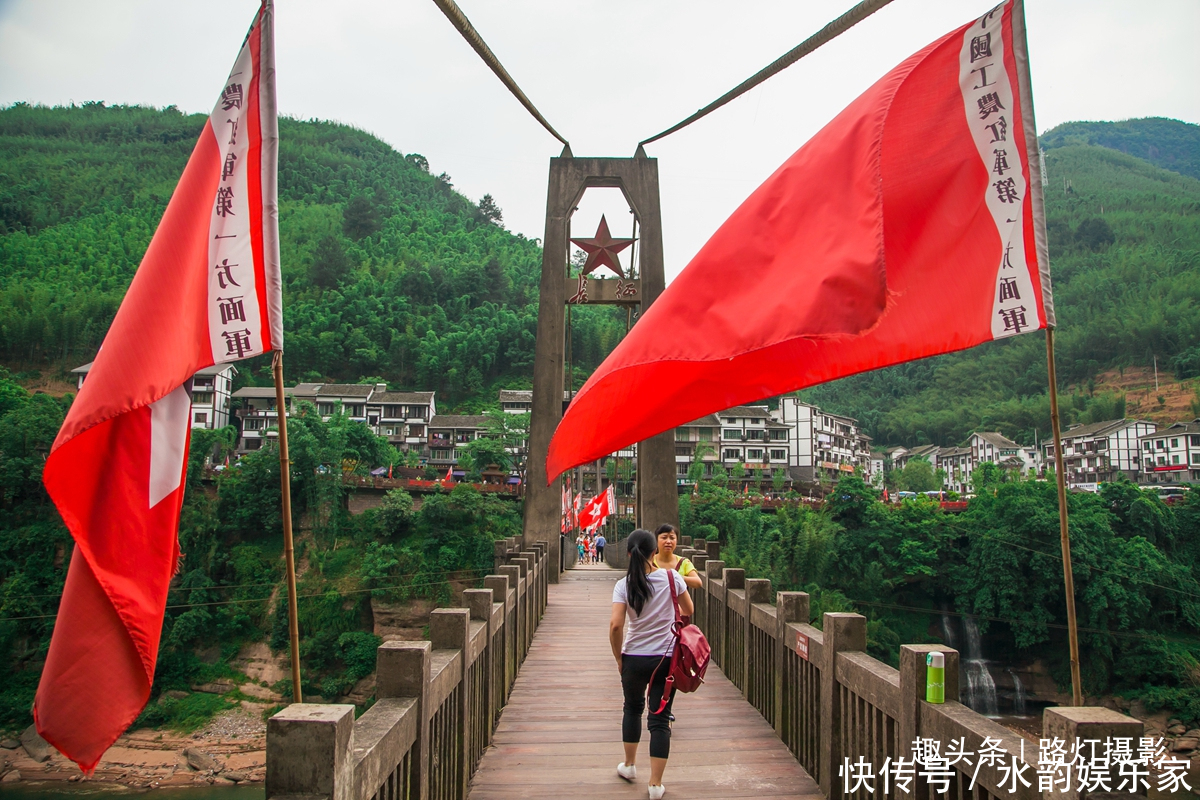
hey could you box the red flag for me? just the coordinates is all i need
[444,465,454,483]
[388,463,393,479]
[547,0,1051,482]
[35,2,280,773]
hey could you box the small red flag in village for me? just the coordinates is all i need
[547,0,1052,481]
[444,465,454,483]
[35,1,281,773]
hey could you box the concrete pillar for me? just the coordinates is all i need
[899,644,960,800]
[483,575,511,705]
[266,704,355,800]
[819,613,866,800]
[775,592,810,739]
[1043,707,1144,800]
[705,540,721,561]
[745,578,770,702]
[430,609,470,800]
[375,641,431,800]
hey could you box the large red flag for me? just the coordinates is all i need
[547,0,1052,481]
[35,2,281,772]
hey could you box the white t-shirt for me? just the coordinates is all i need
[612,569,689,657]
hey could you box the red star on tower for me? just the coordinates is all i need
[570,215,636,278]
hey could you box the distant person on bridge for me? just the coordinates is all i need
[595,532,606,563]
[610,529,694,799]
[653,524,702,590]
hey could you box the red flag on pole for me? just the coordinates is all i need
[547,0,1051,482]
[444,465,454,483]
[35,2,280,773]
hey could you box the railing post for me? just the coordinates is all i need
[1043,707,1143,800]
[464,588,494,749]
[899,644,960,800]
[375,640,431,800]
[705,540,721,561]
[431,608,470,800]
[519,550,539,631]
[493,540,508,574]
[498,564,522,669]
[483,574,511,706]
[745,578,770,704]
[819,612,866,800]
[775,591,809,739]
[266,704,355,800]
[680,534,692,547]
[724,568,745,689]
[705,560,724,665]
[511,556,532,659]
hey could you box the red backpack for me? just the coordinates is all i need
[652,569,711,712]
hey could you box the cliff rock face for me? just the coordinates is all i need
[371,596,438,640]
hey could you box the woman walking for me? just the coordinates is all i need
[653,524,703,589]
[610,529,694,799]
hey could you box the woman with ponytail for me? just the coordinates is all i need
[609,529,694,799]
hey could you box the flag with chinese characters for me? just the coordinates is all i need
[35,1,280,773]
[547,0,1052,481]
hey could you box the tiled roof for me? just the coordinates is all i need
[1140,420,1200,438]
[375,391,435,404]
[972,431,1022,449]
[719,405,772,418]
[682,414,721,427]
[499,389,533,401]
[1060,418,1149,440]
[233,387,283,398]
[430,414,490,428]
[316,384,379,398]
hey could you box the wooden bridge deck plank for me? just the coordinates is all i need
[468,567,822,799]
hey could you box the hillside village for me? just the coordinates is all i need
[72,360,1200,499]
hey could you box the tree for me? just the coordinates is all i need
[897,457,938,492]
[477,194,503,226]
[483,409,529,482]
[457,436,510,481]
[342,195,381,240]
[309,234,352,289]
[1075,216,1114,250]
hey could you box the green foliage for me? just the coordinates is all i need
[1041,117,1200,181]
[897,458,938,492]
[687,480,1200,705]
[135,691,239,733]
[457,436,510,480]
[0,103,627,406]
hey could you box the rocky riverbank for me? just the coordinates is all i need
[0,710,266,789]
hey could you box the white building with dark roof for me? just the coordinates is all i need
[427,414,491,471]
[1044,418,1156,487]
[1138,420,1200,485]
[499,389,533,414]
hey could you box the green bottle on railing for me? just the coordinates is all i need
[926,651,945,704]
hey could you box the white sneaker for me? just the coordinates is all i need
[617,762,636,781]
[648,784,666,799]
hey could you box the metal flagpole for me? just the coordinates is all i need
[272,351,303,703]
[1045,327,1082,706]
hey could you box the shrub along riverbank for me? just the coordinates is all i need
[681,474,1200,722]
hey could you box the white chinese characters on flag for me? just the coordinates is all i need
[35,1,280,773]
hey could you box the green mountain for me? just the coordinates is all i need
[0,102,624,406]
[1041,117,1200,181]
[801,122,1200,447]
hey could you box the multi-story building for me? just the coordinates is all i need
[427,415,490,474]
[714,406,790,486]
[968,432,1032,477]
[673,414,721,484]
[373,391,436,454]
[893,444,940,472]
[772,396,870,484]
[72,361,237,430]
[1138,421,1200,485]
[1043,418,1156,488]
[936,447,972,494]
[499,389,533,414]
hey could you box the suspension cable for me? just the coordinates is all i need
[639,0,897,147]
[430,0,570,148]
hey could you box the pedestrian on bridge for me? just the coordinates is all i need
[610,528,694,799]
[595,532,606,563]
[652,524,702,590]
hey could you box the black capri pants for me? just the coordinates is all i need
[621,654,677,759]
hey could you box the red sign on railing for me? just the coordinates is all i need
[795,631,809,661]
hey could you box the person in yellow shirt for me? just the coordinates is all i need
[652,524,702,589]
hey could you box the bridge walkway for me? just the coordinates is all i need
[467,563,822,799]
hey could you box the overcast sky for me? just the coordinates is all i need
[2,0,1197,280]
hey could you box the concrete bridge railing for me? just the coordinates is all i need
[264,539,549,800]
[679,539,1148,800]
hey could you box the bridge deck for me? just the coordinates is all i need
[468,564,822,799]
